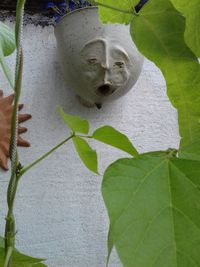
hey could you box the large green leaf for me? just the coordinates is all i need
[170,0,200,57]
[0,237,4,248]
[102,152,200,267]
[73,136,98,173]
[0,236,46,266]
[0,22,15,88]
[93,126,138,157]
[57,106,89,134]
[179,140,200,161]
[131,0,200,150]
[95,0,137,24]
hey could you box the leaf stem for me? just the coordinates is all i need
[77,135,93,139]
[19,135,74,177]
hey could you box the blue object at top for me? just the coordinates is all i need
[46,1,55,9]
[46,0,92,23]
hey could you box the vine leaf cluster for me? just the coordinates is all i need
[57,106,138,174]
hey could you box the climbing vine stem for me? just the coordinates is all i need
[4,0,26,266]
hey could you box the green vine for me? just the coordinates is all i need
[4,0,25,266]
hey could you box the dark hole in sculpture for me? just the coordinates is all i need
[98,84,112,96]
[95,103,102,109]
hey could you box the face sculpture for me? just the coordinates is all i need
[55,7,144,107]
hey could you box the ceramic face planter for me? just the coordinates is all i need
[55,7,144,107]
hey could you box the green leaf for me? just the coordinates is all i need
[179,139,200,161]
[73,136,98,173]
[102,152,200,267]
[93,126,138,157]
[131,0,200,150]
[0,49,14,88]
[0,22,16,56]
[170,0,200,57]
[96,0,137,24]
[0,22,15,88]
[33,264,47,267]
[106,225,113,267]
[57,106,89,134]
[0,236,46,266]
[0,237,4,248]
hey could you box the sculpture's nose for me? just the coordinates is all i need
[101,55,110,70]
[103,68,110,85]
[98,68,116,96]
[98,57,115,96]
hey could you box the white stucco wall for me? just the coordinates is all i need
[0,19,180,267]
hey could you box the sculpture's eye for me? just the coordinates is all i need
[87,58,98,65]
[114,61,125,68]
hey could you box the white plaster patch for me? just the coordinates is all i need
[0,21,179,267]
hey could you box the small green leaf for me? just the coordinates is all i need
[73,136,98,173]
[102,152,200,267]
[57,106,89,134]
[93,126,138,157]
[96,0,137,24]
[0,246,46,266]
[0,49,14,88]
[0,22,15,88]
[0,22,16,56]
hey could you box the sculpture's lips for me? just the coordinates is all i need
[97,84,116,96]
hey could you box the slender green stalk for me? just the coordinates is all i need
[19,135,74,177]
[91,0,133,14]
[4,1,26,266]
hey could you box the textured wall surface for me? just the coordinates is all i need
[0,20,180,267]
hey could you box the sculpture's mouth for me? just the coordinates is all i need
[97,84,115,96]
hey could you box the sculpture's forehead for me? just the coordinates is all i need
[81,38,129,61]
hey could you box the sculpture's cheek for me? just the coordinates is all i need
[82,64,104,82]
[109,67,130,86]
